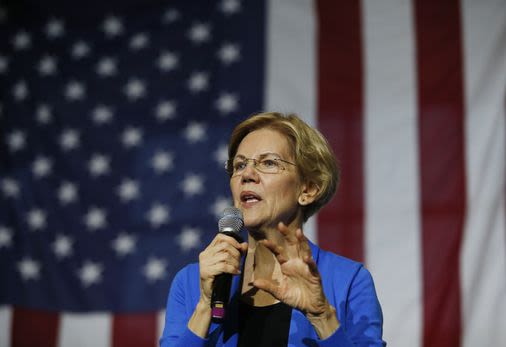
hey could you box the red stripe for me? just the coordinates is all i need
[112,313,157,347]
[316,0,365,262]
[12,307,60,347]
[414,1,466,347]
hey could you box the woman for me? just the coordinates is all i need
[160,112,385,346]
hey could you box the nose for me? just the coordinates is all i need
[241,160,260,183]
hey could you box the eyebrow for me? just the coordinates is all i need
[233,152,282,160]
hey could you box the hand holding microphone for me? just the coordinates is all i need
[197,207,246,322]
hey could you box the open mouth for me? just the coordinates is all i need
[240,191,262,204]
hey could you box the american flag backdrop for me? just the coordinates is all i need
[0,0,505,346]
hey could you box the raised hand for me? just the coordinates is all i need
[252,222,328,314]
[252,222,339,338]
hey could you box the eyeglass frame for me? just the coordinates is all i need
[224,153,296,177]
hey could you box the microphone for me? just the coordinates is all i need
[211,207,244,322]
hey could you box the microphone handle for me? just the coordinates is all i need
[210,231,243,323]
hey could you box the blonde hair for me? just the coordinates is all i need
[228,112,339,222]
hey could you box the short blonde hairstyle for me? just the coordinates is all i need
[228,112,339,222]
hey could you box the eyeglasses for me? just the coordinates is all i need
[225,155,296,176]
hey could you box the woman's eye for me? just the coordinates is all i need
[234,161,246,171]
[261,159,277,167]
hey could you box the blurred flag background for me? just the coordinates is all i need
[0,0,505,346]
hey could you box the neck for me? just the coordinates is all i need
[247,208,304,243]
[240,234,280,306]
[241,219,304,306]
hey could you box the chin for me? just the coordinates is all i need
[243,216,265,233]
[243,216,261,230]
[246,226,265,240]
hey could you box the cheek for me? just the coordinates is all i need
[230,180,240,201]
[271,178,300,205]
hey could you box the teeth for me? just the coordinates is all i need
[242,195,259,202]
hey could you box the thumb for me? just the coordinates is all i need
[252,279,281,299]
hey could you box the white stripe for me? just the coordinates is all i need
[157,310,166,345]
[265,0,317,242]
[362,1,422,347]
[0,306,12,347]
[58,313,110,347]
[461,1,506,346]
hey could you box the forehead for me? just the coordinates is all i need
[236,128,292,158]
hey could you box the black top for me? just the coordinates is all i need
[237,300,292,347]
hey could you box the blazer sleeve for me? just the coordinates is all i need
[159,266,209,347]
[319,265,386,347]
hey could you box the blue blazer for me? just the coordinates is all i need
[160,241,386,346]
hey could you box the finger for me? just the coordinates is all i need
[277,222,298,244]
[205,252,240,270]
[260,239,282,256]
[213,241,243,259]
[217,263,241,275]
[252,279,281,299]
[304,255,319,276]
[296,229,312,255]
[239,242,248,253]
[208,256,241,275]
[296,228,310,248]
[210,249,241,264]
[277,222,289,235]
[295,228,304,241]
[207,266,240,277]
[215,233,244,249]
[200,244,240,264]
[200,262,240,280]
[209,233,227,247]
[260,239,288,264]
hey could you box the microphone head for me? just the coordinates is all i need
[218,207,244,234]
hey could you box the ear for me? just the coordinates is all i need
[298,181,319,206]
